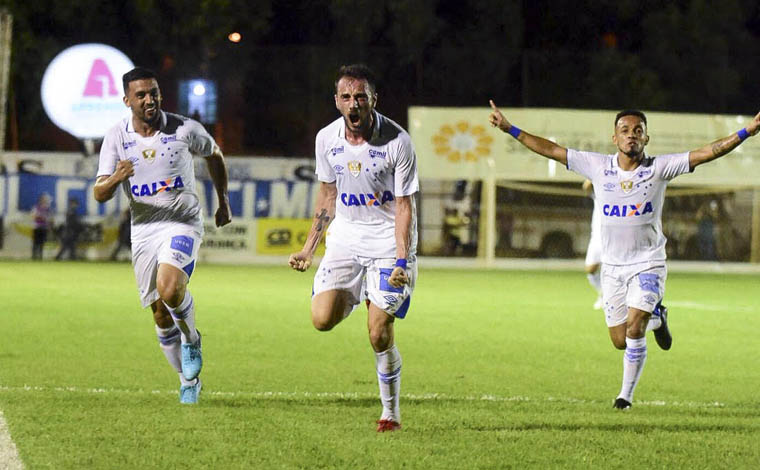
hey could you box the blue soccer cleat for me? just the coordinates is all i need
[181,330,202,380]
[179,378,202,404]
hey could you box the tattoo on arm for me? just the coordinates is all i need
[314,209,331,232]
[711,141,726,157]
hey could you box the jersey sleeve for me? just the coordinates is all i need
[97,128,120,177]
[566,149,605,180]
[392,135,419,196]
[657,152,691,180]
[186,120,217,157]
[314,131,336,183]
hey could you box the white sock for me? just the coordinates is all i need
[587,271,602,294]
[163,291,199,344]
[375,345,402,423]
[155,324,182,373]
[618,336,647,403]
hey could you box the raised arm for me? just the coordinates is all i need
[489,100,568,166]
[204,146,231,227]
[288,181,337,272]
[93,160,134,203]
[688,111,760,170]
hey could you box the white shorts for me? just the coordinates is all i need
[601,261,666,327]
[312,247,417,319]
[585,232,602,266]
[131,225,202,308]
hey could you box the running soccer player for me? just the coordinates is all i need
[488,101,760,409]
[94,67,231,404]
[289,64,418,432]
[583,179,603,310]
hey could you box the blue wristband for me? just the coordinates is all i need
[737,128,749,141]
[507,125,521,139]
[394,258,407,269]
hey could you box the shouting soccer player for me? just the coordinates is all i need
[289,64,419,431]
[94,67,231,404]
[488,101,760,409]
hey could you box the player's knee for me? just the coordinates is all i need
[156,278,184,306]
[612,338,626,350]
[310,308,336,331]
[368,327,391,351]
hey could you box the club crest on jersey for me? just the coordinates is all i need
[348,160,361,177]
[142,148,157,163]
[603,201,654,217]
[620,180,633,193]
[131,176,185,197]
[340,190,394,207]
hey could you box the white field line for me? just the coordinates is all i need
[0,385,725,409]
[0,410,23,470]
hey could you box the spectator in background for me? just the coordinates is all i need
[32,193,53,260]
[696,199,720,261]
[110,209,132,261]
[55,198,83,261]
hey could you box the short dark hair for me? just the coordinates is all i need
[615,109,647,127]
[122,67,157,94]
[334,64,377,94]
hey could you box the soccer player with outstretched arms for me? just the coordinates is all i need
[489,100,760,408]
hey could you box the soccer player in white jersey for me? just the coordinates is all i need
[582,179,603,310]
[288,64,419,432]
[488,100,760,409]
[93,67,231,404]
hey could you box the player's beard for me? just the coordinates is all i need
[142,106,160,126]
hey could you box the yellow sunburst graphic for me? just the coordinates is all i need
[432,121,493,162]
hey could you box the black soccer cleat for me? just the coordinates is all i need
[652,303,672,351]
[613,398,632,409]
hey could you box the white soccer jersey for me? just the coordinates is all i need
[315,110,419,258]
[567,150,691,265]
[97,111,216,239]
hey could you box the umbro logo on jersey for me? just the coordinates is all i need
[333,165,344,175]
[603,183,616,191]
[131,176,185,197]
[603,201,653,217]
[340,191,394,207]
[330,146,344,156]
[142,149,156,163]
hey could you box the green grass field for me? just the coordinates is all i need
[1,261,760,469]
